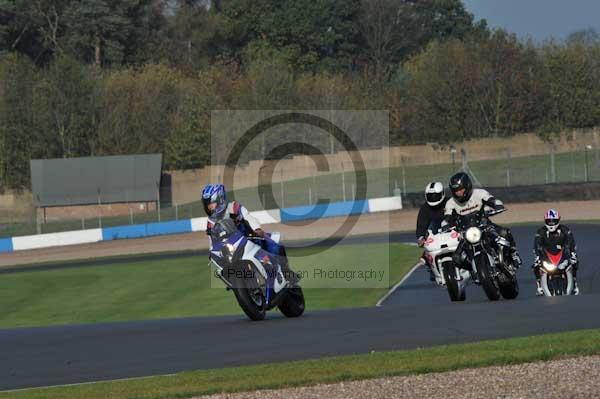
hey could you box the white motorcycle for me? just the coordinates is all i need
[424,229,470,301]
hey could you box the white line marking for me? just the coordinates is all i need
[376,260,423,307]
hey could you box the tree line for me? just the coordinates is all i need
[1,0,599,189]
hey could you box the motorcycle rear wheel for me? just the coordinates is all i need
[278,286,305,317]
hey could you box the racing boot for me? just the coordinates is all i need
[573,279,580,295]
[428,266,435,282]
[422,261,435,282]
[510,250,522,269]
[535,279,544,296]
[279,257,301,286]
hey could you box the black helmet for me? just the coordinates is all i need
[449,172,473,204]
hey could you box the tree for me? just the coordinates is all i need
[539,40,600,137]
[95,63,185,156]
[358,0,488,77]
[0,53,36,189]
[403,31,544,143]
[0,0,71,64]
[0,0,162,66]
[165,86,211,170]
[152,0,220,71]
[64,0,153,66]
[33,54,98,158]
[566,28,600,47]
[220,0,361,71]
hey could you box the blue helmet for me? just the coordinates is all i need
[201,184,227,218]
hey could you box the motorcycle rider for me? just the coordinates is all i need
[202,184,298,285]
[533,209,579,295]
[416,182,448,281]
[444,172,522,269]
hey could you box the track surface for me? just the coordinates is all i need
[2,225,600,391]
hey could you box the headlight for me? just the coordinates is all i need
[221,243,235,258]
[465,227,482,243]
[543,261,557,272]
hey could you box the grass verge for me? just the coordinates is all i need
[0,243,420,328]
[4,328,600,399]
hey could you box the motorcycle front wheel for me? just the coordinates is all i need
[498,266,519,300]
[475,253,501,301]
[443,262,466,302]
[542,271,573,296]
[233,264,267,321]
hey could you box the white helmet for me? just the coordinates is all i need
[425,182,445,207]
[544,209,560,233]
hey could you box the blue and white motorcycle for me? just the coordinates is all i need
[209,218,305,321]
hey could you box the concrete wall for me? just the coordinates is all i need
[40,201,157,222]
[0,190,35,222]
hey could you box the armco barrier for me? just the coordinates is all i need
[0,197,402,253]
[0,238,13,253]
[12,229,103,251]
[102,220,192,241]
[280,200,369,223]
[367,197,403,213]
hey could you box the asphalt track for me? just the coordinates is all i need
[2,224,600,391]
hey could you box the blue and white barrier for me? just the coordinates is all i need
[0,196,402,253]
[280,200,369,223]
[12,229,103,251]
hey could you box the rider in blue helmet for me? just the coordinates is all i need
[201,184,298,283]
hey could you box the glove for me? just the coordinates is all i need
[533,255,540,267]
[570,252,578,264]
[417,237,425,247]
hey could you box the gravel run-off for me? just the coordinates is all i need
[196,355,600,399]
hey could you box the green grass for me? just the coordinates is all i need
[3,148,599,238]
[0,242,420,329]
[4,328,600,399]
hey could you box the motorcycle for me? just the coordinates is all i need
[539,247,575,296]
[452,202,519,301]
[423,228,470,301]
[208,218,305,321]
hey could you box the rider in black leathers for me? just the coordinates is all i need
[533,209,579,295]
[416,182,448,281]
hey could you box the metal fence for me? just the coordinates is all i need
[1,140,600,239]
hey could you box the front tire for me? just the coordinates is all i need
[498,267,519,300]
[232,263,266,321]
[475,254,501,301]
[278,286,305,317]
[443,262,466,302]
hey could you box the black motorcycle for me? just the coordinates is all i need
[451,203,519,301]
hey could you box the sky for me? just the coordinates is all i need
[462,0,600,42]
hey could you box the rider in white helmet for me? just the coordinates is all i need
[533,209,579,295]
[416,182,448,280]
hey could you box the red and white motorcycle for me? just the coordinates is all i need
[424,229,471,301]
[539,248,576,296]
